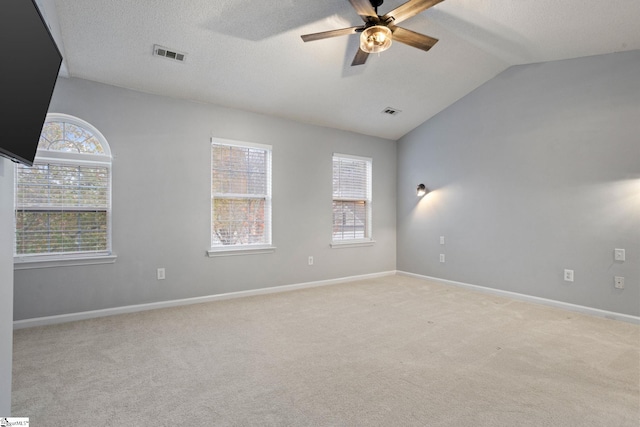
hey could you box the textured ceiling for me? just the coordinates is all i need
[42,0,640,140]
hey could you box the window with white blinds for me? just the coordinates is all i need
[211,139,272,250]
[14,114,112,258]
[332,154,372,242]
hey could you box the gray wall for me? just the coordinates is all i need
[0,159,14,414]
[14,77,397,320]
[397,50,640,316]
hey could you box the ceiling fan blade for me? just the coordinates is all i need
[391,26,438,52]
[301,26,361,42]
[351,48,370,66]
[382,0,444,25]
[348,0,378,22]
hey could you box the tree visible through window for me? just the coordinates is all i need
[211,139,272,249]
[14,114,112,257]
[332,154,372,242]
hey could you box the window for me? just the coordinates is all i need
[332,153,372,245]
[209,138,273,255]
[14,114,113,265]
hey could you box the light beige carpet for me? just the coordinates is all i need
[12,275,640,426]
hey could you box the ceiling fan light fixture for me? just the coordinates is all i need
[360,25,392,54]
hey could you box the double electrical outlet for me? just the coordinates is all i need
[564,269,574,282]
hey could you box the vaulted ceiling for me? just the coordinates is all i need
[39,0,640,140]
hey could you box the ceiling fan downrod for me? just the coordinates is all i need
[370,0,384,14]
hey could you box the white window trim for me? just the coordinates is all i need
[209,137,274,255]
[207,245,276,258]
[210,137,271,151]
[331,153,374,246]
[330,239,376,249]
[332,153,371,162]
[14,253,117,270]
[13,113,114,268]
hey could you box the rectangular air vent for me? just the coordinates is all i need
[382,107,401,116]
[153,44,186,63]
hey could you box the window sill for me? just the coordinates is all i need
[14,253,117,270]
[207,245,277,258]
[330,239,376,249]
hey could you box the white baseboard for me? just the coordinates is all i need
[397,271,640,325]
[13,270,396,329]
[15,270,638,329]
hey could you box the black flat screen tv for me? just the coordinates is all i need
[0,0,62,166]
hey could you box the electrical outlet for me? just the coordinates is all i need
[564,269,574,282]
[440,236,445,245]
[308,256,314,266]
[614,276,624,289]
[439,254,445,263]
[157,268,165,280]
[614,248,625,262]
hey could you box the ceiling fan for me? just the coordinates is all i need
[301,0,444,66]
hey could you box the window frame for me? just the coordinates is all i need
[13,113,116,269]
[331,153,375,248]
[207,137,275,257]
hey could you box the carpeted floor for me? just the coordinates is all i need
[12,275,640,426]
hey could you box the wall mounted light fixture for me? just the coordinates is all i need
[417,183,428,197]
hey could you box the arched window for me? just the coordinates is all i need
[14,113,113,261]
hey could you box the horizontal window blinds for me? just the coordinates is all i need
[15,163,110,255]
[332,154,372,241]
[212,144,268,196]
[16,164,109,209]
[211,142,272,247]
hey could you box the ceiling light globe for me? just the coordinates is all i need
[360,25,392,54]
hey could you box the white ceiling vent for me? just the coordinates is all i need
[382,107,401,116]
[153,45,186,63]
